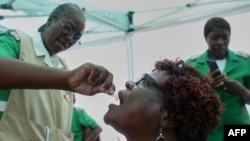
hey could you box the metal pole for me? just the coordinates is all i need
[125,34,134,81]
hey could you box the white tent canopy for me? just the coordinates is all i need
[1,0,250,44]
[1,0,250,80]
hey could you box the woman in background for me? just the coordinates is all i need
[186,17,250,141]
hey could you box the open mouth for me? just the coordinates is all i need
[58,38,71,49]
[56,40,66,50]
[214,48,226,56]
[107,91,125,109]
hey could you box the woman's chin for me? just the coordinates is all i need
[103,110,114,124]
[104,110,118,125]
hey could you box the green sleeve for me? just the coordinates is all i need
[0,32,20,58]
[0,32,20,119]
[244,57,250,89]
[244,77,250,89]
[78,108,99,129]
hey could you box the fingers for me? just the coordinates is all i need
[213,76,225,86]
[212,75,225,88]
[213,74,231,92]
[88,64,115,95]
[102,83,116,95]
[210,69,221,77]
[87,64,101,84]
[214,81,224,88]
[96,70,115,95]
[212,73,227,88]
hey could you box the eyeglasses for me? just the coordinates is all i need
[135,73,167,93]
[58,21,82,44]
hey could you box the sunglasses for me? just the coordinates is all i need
[58,21,82,44]
[135,73,167,93]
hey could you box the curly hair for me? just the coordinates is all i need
[153,58,224,141]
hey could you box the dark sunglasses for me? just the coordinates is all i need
[135,73,167,93]
[58,21,82,44]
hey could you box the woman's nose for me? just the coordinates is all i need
[216,38,226,45]
[125,81,135,90]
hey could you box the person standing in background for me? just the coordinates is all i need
[186,17,250,141]
[72,94,102,141]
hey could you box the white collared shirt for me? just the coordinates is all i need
[215,59,227,73]
[31,32,63,68]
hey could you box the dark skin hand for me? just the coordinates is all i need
[69,62,115,95]
[210,69,250,104]
[84,126,102,141]
[0,57,115,96]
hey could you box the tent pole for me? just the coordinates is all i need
[125,34,134,81]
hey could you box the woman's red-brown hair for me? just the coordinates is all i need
[154,58,224,141]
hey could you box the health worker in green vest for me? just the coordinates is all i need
[0,3,114,141]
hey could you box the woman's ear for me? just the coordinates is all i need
[161,110,177,128]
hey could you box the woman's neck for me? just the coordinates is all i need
[125,128,178,141]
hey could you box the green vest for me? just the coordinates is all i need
[0,30,74,141]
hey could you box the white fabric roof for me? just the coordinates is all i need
[1,0,250,45]
[1,0,250,80]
